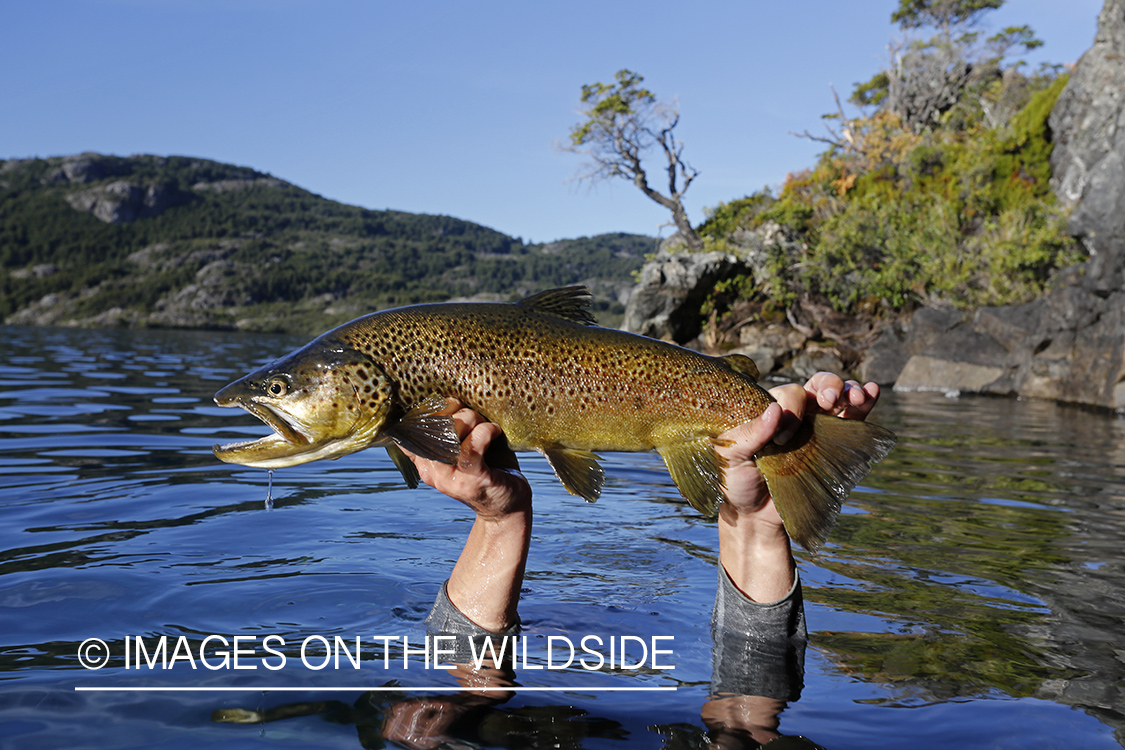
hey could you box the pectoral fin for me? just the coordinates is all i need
[386,444,421,489]
[658,437,727,516]
[541,445,604,502]
[383,395,461,465]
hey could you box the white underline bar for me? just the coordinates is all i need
[75,686,677,693]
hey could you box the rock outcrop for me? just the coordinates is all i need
[883,0,1125,410]
[623,223,869,381]
[29,152,290,224]
[1050,0,1125,292]
[623,243,749,343]
[623,222,805,344]
[66,180,193,224]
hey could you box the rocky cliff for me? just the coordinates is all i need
[625,0,1125,409]
[885,0,1125,410]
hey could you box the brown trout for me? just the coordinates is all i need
[213,286,896,550]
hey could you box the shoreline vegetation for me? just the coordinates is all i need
[654,1,1086,363]
[691,68,1079,356]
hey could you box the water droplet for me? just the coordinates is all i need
[266,469,274,511]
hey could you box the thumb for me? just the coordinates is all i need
[716,402,783,463]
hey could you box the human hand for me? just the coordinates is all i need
[403,402,531,633]
[717,373,881,518]
[803,371,881,421]
[714,372,880,601]
[404,402,531,520]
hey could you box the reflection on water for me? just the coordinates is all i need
[1,324,1123,748]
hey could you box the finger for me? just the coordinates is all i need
[838,381,881,420]
[716,402,783,462]
[768,383,807,445]
[459,421,518,477]
[456,422,493,474]
[817,382,842,412]
[450,408,487,441]
[805,371,845,413]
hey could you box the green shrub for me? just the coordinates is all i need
[699,71,1081,316]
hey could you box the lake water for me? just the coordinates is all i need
[1,323,1123,749]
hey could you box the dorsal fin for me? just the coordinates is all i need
[518,286,596,326]
[721,353,760,382]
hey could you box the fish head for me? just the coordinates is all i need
[212,344,393,468]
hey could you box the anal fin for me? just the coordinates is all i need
[541,445,604,502]
[384,394,460,465]
[658,437,727,516]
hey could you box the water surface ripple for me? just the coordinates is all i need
[0,325,1122,748]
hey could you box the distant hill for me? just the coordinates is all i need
[0,153,653,333]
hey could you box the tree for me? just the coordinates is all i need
[891,0,1003,34]
[851,0,1043,132]
[564,69,703,252]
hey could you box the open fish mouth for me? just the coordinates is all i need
[212,400,319,467]
[238,401,309,446]
[211,394,386,469]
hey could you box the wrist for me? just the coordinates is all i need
[717,503,794,604]
[446,508,531,633]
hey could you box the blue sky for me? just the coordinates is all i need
[2,1,1103,243]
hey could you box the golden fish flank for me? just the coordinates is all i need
[213,286,897,550]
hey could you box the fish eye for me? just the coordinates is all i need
[266,379,288,398]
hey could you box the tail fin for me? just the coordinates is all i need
[755,414,897,551]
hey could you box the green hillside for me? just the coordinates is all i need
[0,153,651,333]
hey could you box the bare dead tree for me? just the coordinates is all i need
[793,86,862,153]
[852,1,1043,133]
